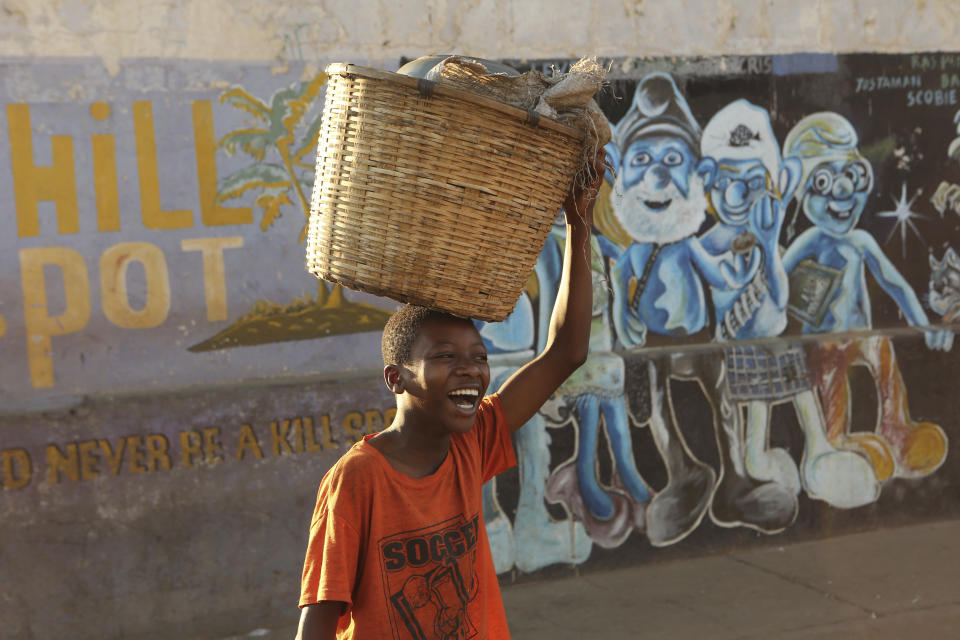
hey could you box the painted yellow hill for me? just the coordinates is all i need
[188,283,393,352]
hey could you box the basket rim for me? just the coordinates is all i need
[324,62,585,142]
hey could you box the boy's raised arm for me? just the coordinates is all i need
[497,151,605,431]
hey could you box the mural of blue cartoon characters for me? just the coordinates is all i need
[699,101,881,517]
[541,213,655,549]
[476,290,593,573]
[605,73,761,545]
[783,112,953,482]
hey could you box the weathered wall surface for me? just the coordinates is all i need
[3,0,960,71]
[0,377,397,638]
[3,2,960,639]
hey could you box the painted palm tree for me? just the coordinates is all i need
[189,74,392,352]
[216,73,327,240]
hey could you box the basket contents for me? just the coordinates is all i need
[424,56,612,182]
[306,58,609,321]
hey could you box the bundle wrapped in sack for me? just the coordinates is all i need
[421,56,611,188]
[306,56,610,321]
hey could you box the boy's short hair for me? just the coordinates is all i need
[381,304,467,366]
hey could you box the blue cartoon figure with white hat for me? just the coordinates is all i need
[699,100,881,518]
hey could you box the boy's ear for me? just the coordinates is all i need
[384,364,404,394]
[697,157,717,190]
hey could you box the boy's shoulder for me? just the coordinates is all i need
[322,440,381,490]
[476,393,505,428]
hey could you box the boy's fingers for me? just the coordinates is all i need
[592,150,606,185]
[563,149,607,217]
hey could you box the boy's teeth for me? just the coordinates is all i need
[449,389,478,408]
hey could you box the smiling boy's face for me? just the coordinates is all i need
[397,317,490,434]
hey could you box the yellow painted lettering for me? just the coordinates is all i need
[133,101,192,229]
[236,424,263,461]
[99,438,126,475]
[192,100,253,226]
[291,418,306,454]
[321,415,338,449]
[1,448,32,490]
[127,436,148,474]
[78,440,100,480]
[202,427,223,465]
[145,434,172,471]
[179,430,203,467]
[46,443,79,484]
[100,242,170,329]
[180,236,244,322]
[303,416,322,453]
[384,407,397,426]
[7,104,79,237]
[343,412,364,443]
[271,420,295,456]
[19,247,91,388]
[90,102,120,232]
[305,415,338,451]
[92,133,120,232]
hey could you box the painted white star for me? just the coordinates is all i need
[876,182,927,259]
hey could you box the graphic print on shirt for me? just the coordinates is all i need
[379,514,482,640]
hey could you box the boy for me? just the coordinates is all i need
[296,152,605,640]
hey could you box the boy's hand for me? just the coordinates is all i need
[563,149,607,228]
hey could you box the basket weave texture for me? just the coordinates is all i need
[306,63,583,321]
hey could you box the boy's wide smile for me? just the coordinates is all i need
[448,386,481,413]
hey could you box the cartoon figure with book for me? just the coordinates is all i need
[698,100,880,516]
[783,112,953,480]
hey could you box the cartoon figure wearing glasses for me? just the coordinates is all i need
[604,74,761,545]
[783,112,953,481]
[699,101,880,517]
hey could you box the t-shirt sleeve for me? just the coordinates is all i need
[476,393,517,483]
[299,478,362,609]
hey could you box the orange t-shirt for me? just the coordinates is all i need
[300,394,517,639]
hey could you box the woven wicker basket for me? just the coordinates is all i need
[306,63,583,321]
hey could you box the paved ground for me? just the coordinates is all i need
[232,518,960,639]
[502,519,960,640]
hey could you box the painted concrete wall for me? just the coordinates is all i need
[3,2,960,639]
[3,0,960,71]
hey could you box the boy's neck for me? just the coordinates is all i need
[367,412,452,479]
